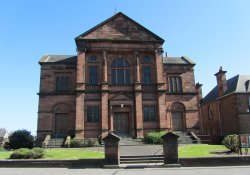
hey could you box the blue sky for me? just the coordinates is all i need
[0,0,250,135]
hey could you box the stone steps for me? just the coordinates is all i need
[119,138,144,146]
[174,132,200,144]
[46,138,65,148]
[120,155,164,164]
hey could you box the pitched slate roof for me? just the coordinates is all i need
[0,128,7,138]
[39,55,77,64]
[75,12,164,43]
[163,56,195,65]
[203,75,250,104]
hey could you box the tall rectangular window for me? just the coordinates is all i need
[89,66,98,85]
[117,69,124,85]
[56,76,70,92]
[169,77,182,93]
[87,106,100,122]
[111,58,130,85]
[142,67,151,84]
[143,106,156,121]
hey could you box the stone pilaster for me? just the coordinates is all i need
[134,51,140,82]
[155,49,165,84]
[135,90,143,138]
[75,93,85,138]
[158,92,167,130]
[103,50,108,82]
[155,48,167,131]
[109,106,114,132]
[101,50,109,137]
[102,91,109,137]
[75,50,86,138]
[76,50,86,90]
[134,52,143,138]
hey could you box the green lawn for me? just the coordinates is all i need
[43,149,104,159]
[0,149,104,160]
[0,151,12,159]
[0,145,234,159]
[179,144,228,157]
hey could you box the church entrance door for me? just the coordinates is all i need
[113,112,129,137]
[54,113,68,137]
[171,112,184,132]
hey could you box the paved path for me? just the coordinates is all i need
[1,166,250,175]
[85,145,163,155]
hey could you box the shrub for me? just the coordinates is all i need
[10,148,45,159]
[70,139,83,148]
[8,129,34,150]
[144,131,166,144]
[32,148,45,159]
[222,134,239,153]
[70,138,98,148]
[87,138,97,147]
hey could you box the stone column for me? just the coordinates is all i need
[161,132,180,167]
[77,49,86,89]
[158,92,167,130]
[135,92,143,138]
[102,50,108,82]
[103,133,120,166]
[135,52,140,82]
[155,48,167,131]
[101,50,109,137]
[109,106,114,132]
[75,49,86,138]
[134,52,143,138]
[155,48,165,84]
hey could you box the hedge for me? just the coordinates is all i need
[10,148,45,159]
[143,131,166,144]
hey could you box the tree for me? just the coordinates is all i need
[7,129,34,150]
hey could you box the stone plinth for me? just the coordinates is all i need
[161,132,180,166]
[102,132,120,165]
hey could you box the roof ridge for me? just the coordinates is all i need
[43,54,76,56]
[75,12,164,42]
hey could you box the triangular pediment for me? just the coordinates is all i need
[110,94,133,101]
[75,12,164,43]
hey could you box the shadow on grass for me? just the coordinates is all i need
[209,150,236,155]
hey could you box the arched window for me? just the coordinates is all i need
[111,58,130,85]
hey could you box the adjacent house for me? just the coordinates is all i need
[201,67,250,142]
[37,12,202,144]
[0,128,8,146]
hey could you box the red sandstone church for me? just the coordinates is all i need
[37,12,202,143]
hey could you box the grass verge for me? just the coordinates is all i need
[0,149,104,160]
[0,144,241,159]
[43,149,104,159]
[179,144,228,157]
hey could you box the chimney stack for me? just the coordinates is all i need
[214,66,227,97]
